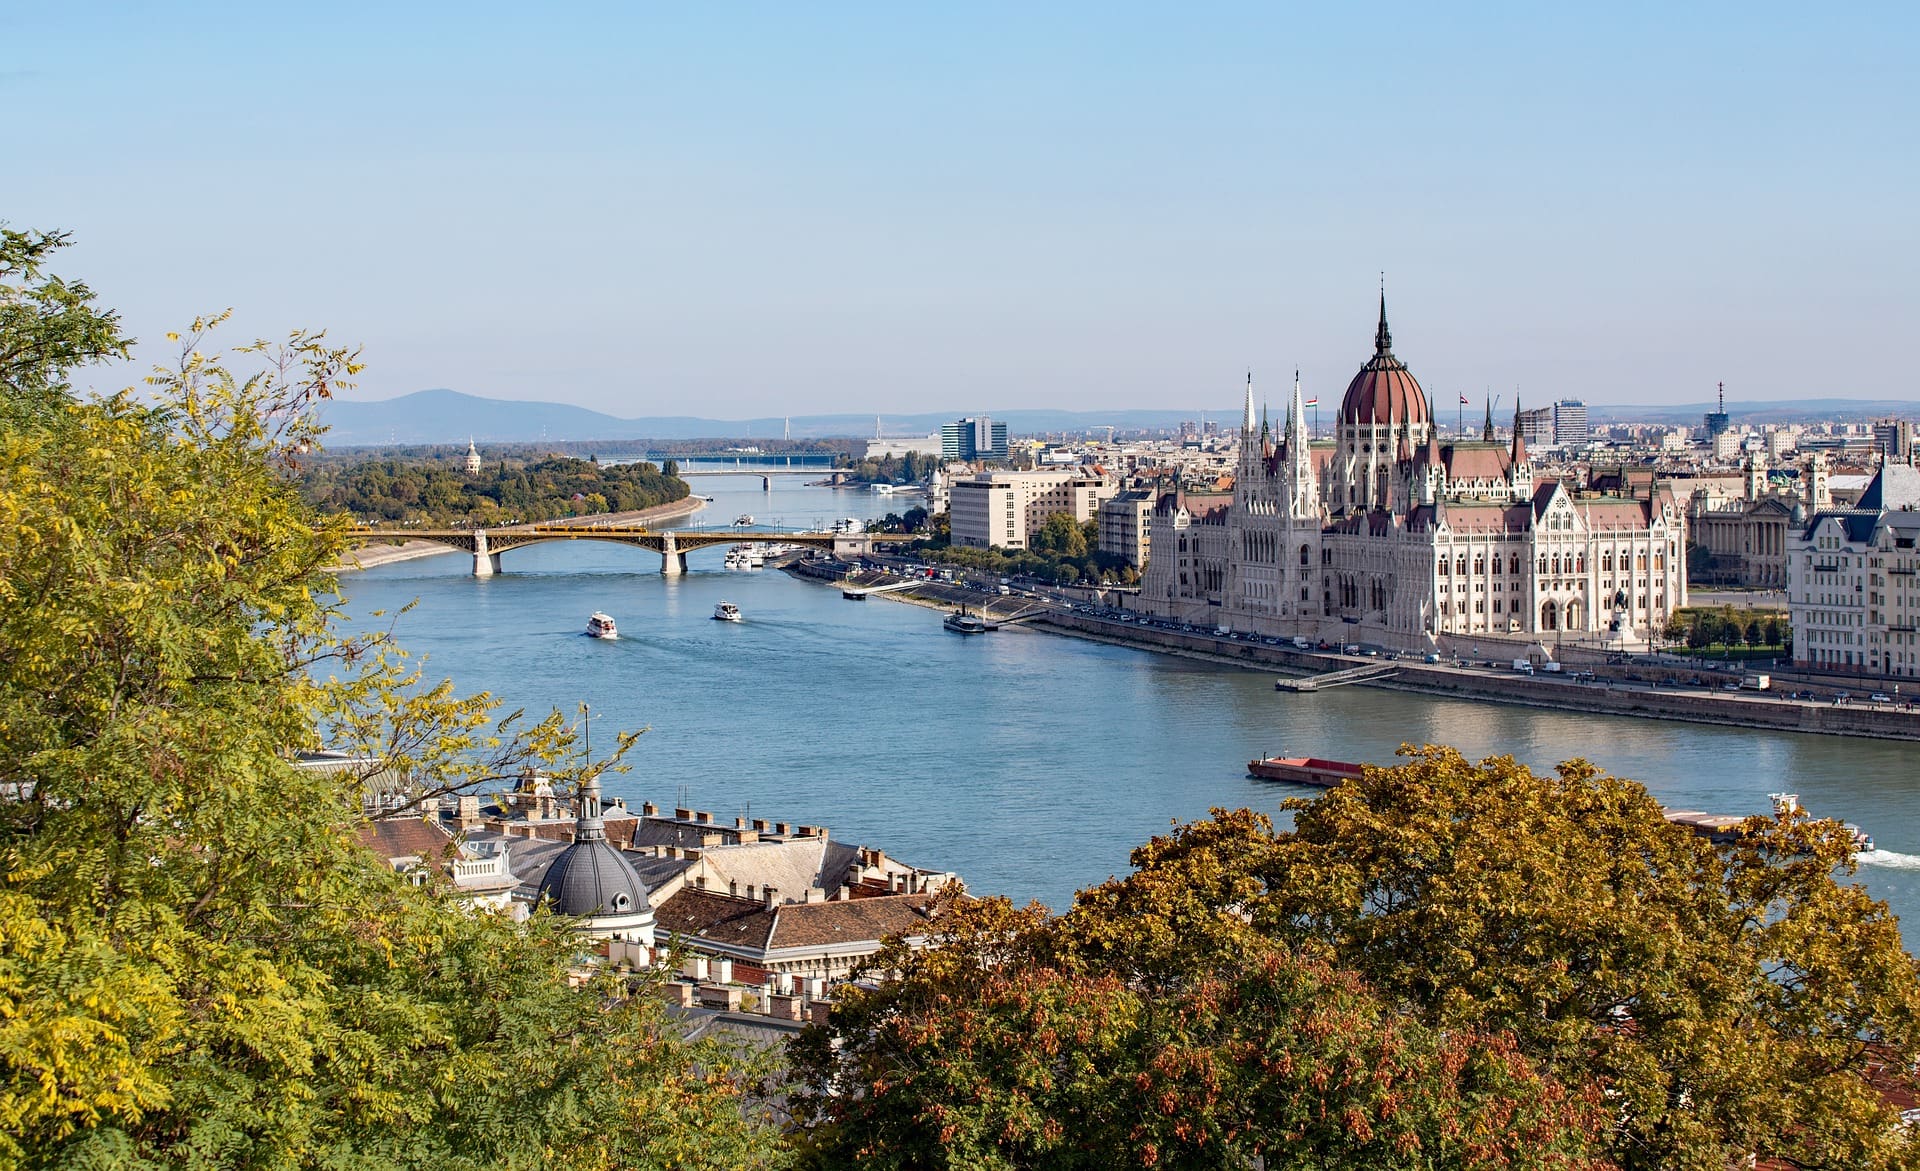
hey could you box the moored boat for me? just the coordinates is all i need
[586,612,618,639]
[1245,755,1364,787]
[943,609,989,635]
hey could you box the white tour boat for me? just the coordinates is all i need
[586,612,618,639]
[712,601,743,623]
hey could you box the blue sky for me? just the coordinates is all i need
[6,2,1915,416]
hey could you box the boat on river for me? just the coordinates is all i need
[1248,756,1878,852]
[586,612,618,639]
[712,601,742,623]
[1246,755,1364,786]
[943,609,989,635]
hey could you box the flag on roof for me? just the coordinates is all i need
[1302,397,1318,406]
[1459,394,1471,404]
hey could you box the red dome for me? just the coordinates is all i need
[1338,297,1430,427]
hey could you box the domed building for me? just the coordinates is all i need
[1331,297,1433,513]
[1139,295,1688,649]
[534,780,656,945]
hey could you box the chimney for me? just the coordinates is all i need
[728,879,738,897]
[696,811,712,825]
[642,800,658,816]
[763,885,779,909]
[734,817,747,829]
[674,807,693,821]
[838,883,852,901]
[794,825,813,838]
[775,822,791,836]
[695,875,706,890]
[752,819,769,833]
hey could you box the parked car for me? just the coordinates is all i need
[1870,692,1893,704]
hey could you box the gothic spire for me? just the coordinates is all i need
[1242,370,1256,436]
[1510,396,1527,467]
[1482,395,1494,443]
[1374,289,1393,356]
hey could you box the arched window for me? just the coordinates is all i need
[1300,544,1310,566]
[1538,556,1549,575]
[1541,601,1558,630]
[1602,551,1613,572]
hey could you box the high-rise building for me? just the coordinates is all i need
[1553,400,1589,447]
[1704,382,1732,443]
[1517,406,1556,449]
[941,417,1009,463]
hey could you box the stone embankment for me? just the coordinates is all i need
[1037,611,1920,744]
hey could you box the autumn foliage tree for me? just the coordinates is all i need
[792,748,1920,1170]
[0,228,783,1169]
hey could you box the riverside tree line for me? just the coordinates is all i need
[299,452,690,527]
[6,225,1919,1170]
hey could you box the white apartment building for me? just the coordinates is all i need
[950,469,1118,550]
[1097,491,1156,568]
[1789,466,1920,677]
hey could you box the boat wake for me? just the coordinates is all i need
[1857,849,1920,870]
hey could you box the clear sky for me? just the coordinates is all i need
[6,2,1915,417]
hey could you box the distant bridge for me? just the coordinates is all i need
[343,524,908,576]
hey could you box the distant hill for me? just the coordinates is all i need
[315,390,1241,445]
[316,389,1916,446]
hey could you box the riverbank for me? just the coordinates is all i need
[329,494,709,573]
[1037,610,1920,744]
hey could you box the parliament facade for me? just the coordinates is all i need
[1138,301,1688,648]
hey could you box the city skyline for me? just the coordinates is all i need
[8,3,1916,415]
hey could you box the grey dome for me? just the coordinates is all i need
[537,837,650,917]
[536,810,651,918]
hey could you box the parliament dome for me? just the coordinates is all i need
[1338,296,1430,428]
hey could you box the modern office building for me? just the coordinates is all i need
[1553,400,1590,447]
[941,417,1009,463]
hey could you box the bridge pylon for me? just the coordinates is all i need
[660,532,686,576]
[473,530,501,577]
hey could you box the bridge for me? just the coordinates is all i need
[343,524,910,577]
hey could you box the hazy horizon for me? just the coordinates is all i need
[8,4,1915,415]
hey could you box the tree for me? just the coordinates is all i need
[1746,617,1766,647]
[1054,748,1920,1170]
[1661,613,1687,646]
[1032,512,1087,559]
[798,750,1920,1170]
[0,253,783,1166]
[0,226,128,426]
[788,891,1609,1170]
[662,458,678,477]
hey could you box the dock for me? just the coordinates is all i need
[1274,662,1400,692]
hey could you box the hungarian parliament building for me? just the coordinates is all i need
[1138,301,1688,647]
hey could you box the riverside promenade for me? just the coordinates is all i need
[1038,610,1920,743]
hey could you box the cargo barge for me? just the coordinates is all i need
[1246,756,1365,787]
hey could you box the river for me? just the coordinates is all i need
[335,473,1920,936]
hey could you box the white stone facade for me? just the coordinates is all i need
[1138,307,1687,649]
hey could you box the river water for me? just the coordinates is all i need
[336,474,1920,937]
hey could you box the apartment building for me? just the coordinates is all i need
[950,469,1118,550]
